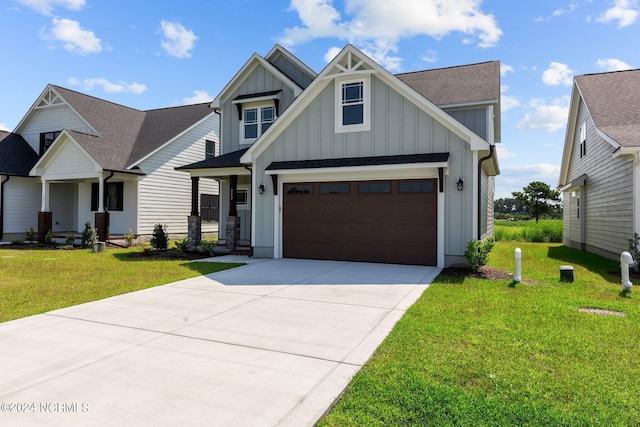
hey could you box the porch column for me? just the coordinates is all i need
[188,177,201,251]
[226,175,240,250]
[38,179,52,243]
[95,175,109,241]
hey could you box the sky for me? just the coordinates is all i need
[1,0,639,198]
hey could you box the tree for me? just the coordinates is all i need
[512,181,561,223]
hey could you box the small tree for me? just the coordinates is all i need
[81,221,97,248]
[464,238,495,273]
[150,224,169,251]
[512,181,561,223]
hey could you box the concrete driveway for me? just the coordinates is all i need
[0,257,440,426]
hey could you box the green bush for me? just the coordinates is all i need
[81,221,97,248]
[150,224,169,251]
[25,227,37,242]
[464,238,495,272]
[494,220,562,243]
[124,228,135,246]
[173,238,190,252]
[199,240,217,257]
[65,231,76,246]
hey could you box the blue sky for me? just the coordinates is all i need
[1,0,639,198]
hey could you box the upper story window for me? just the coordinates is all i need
[39,131,61,155]
[242,104,276,142]
[579,122,587,158]
[205,139,216,159]
[335,75,370,133]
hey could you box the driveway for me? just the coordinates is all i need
[0,257,440,426]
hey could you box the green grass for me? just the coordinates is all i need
[0,246,241,323]
[319,242,640,426]
[495,219,563,243]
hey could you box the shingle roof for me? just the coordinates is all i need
[266,152,450,171]
[177,147,249,170]
[49,86,213,172]
[0,131,39,176]
[395,61,500,107]
[575,69,640,148]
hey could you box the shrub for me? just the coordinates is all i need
[464,238,495,273]
[124,228,135,246]
[44,230,53,244]
[25,227,37,242]
[150,224,168,251]
[81,221,97,248]
[200,240,217,257]
[628,232,640,272]
[173,238,190,252]
[65,231,76,246]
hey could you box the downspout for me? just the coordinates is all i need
[244,165,253,257]
[0,175,9,241]
[477,145,495,240]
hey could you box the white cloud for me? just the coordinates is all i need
[542,62,574,86]
[553,1,579,17]
[44,18,101,55]
[0,123,10,132]
[160,20,197,58]
[517,97,570,132]
[324,46,342,63]
[501,94,520,112]
[421,49,437,64]
[14,0,85,15]
[68,77,146,94]
[496,163,561,197]
[596,58,632,71]
[496,144,517,159]
[280,0,502,71]
[500,63,514,76]
[182,90,212,105]
[597,0,639,28]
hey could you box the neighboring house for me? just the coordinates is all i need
[558,68,640,260]
[178,44,500,267]
[0,85,219,242]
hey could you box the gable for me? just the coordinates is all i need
[31,132,101,179]
[266,44,316,89]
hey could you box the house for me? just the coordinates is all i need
[178,44,500,267]
[558,68,640,259]
[0,85,219,243]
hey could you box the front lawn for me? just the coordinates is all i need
[319,242,640,426]
[0,246,241,323]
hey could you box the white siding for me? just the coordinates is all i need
[40,139,98,179]
[20,105,94,153]
[50,183,77,232]
[563,97,634,258]
[137,116,219,236]
[2,177,41,236]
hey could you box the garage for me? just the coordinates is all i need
[282,179,437,265]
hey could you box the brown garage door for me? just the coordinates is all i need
[283,179,437,265]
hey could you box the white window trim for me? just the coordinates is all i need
[335,75,371,133]
[236,186,250,211]
[239,102,277,144]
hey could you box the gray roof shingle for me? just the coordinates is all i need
[0,131,39,176]
[575,69,640,148]
[395,61,500,107]
[177,148,249,170]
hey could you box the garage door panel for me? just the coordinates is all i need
[283,179,437,265]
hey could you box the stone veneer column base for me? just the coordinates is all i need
[225,216,241,250]
[94,212,110,242]
[37,211,52,243]
[188,216,202,251]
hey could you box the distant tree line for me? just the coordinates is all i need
[495,181,562,221]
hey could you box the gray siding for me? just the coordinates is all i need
[269,53,314,89]
[253,75,476,262]
[562,97,634,258]
[481,170,495,239]
[448,108,488,140]
[220,64,297,155]
[217,176,251,241]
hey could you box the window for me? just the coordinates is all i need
[200,194,219,222]
[236,189,248,205]
[285,184,313,194]
[579,122,587,158]
[335,76,370,133]
[399,180,435,193]
[242,105,276,142]
[358,182,391,194]
[91,182,124,211]
[205,140,216,159]
[39,131,61,155]
[320,183,350,194]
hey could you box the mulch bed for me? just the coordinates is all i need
[440,266,515,281]
[127,250,212,261]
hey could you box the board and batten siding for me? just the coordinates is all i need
[563,97,634,258]
[137,116,219,236]
[448,108,488,141]
[2,177,40,239]
[252,75,476,264]
[220,64,296,155]
[268,53,314,89]
[20,105,94,153]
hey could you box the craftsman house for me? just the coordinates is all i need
[178,44,500,267]
[558,68,640,259]
[0,85,218,242]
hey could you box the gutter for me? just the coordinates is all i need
[0,175,9,241]
[477,145,495,240]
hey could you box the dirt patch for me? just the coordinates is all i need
[440,266,514,281]
[126,250,212,261]
[579,307,626,317]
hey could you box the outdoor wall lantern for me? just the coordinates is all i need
[258,184,266,194]
[456,178,464,191]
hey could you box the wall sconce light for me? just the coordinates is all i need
[456,178,464,191]
[258,184,266,194]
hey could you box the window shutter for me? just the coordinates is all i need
[91,183,98,211]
